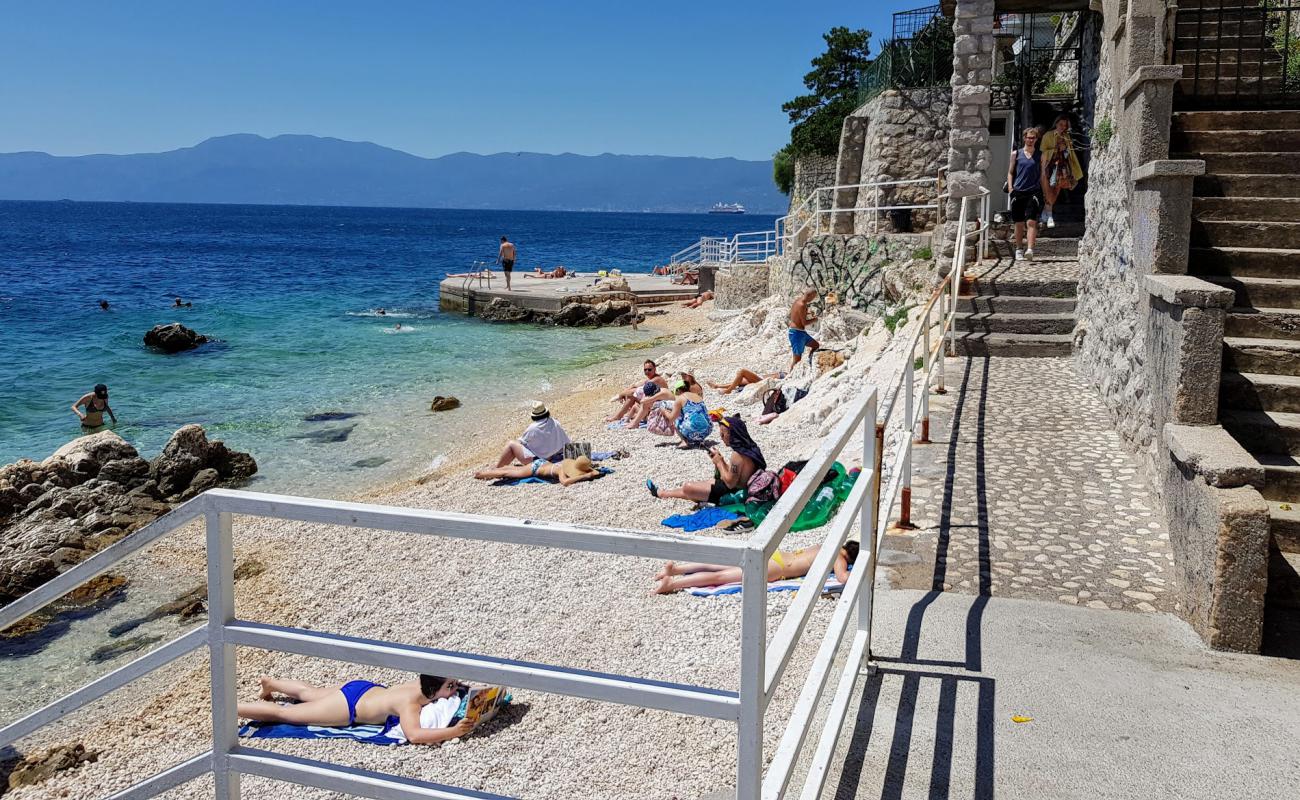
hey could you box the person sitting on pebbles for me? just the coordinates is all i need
[238,673,474,745]
[652,541,858,594]
[607,360,670,423]
[624,369,704,430]
[473,454,603,486]
[494,402,571,467]
[646,414,763,503]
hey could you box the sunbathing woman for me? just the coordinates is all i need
[653,541,858,593]
[681,290,714,309]
[708,368,784,394]
[237,673,473,745]
[608,360,670,423]
[624,370,703,430]
[647,414,763,502]
[474,454,602,486]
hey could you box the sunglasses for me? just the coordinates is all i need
[643,367,655,373]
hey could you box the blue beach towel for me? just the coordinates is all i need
[662,507,740,532]
[239,720,406,746]
[685,565,852,598]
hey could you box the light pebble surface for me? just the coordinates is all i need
[8,297,923,800]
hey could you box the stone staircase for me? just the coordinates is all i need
[947,201,1081,357]
[1172,107,1300,646]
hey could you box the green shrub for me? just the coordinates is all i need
[883,304,914,334]
[1092,117,1115,150]
[773,146,794,195]
[912,245,933,261]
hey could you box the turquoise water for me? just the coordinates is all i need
[0,201,776,494]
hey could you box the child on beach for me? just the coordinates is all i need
[653,541,858,593]
[238,674,474,746]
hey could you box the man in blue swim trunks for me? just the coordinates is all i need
[238,673,474,745]
[788,289,821,371]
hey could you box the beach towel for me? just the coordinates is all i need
[662,506,739,532]
[239,719,406,746]
[685,567,850,598]
[491,467,612,486]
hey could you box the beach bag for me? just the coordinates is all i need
[762,388,788,416]
[782,385,809,408]
[563,442,592,460]
[746,469,782,505]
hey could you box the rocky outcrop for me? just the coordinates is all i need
[0,428,256,607]
[4,743,98,792]
[429,396,461,412]
[477,297,644,328]
[142,323,210,353]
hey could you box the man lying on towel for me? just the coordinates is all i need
[238,673,472,745]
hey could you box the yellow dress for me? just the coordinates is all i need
[1041,130,1084,186]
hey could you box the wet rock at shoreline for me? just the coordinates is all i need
[5,743,98,791]
[429,396,461,412]
[292,424,356,444]
[0,428,257,611]
[106,558,264,638]
[143,322,211,353]
[478,298,533,323]
[351,456,390,469]
[477,296,643,328]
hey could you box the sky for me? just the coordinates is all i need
[0,0,895,161]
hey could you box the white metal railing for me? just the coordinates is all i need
[0,195,988,800]
[666,169,947,270]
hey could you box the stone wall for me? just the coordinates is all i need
[769,233,935,313]
[790,155,838,213]
[945,0,994,248]
[850,88,952,234]
[714,263,771,311]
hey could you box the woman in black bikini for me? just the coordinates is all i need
[72,384,117,430]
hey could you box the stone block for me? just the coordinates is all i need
[1131,160,1204,274]
[1147,284,1227,429]
[1121,65,1182,167]
[1164,424,1265,489]
[1144,274,1233,310]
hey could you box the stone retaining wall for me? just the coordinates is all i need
[851,88,952,234]
[790,155,838,213]
[714,262,771,310]
[769,233,935,313]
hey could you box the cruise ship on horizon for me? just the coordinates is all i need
[708,202,746,214]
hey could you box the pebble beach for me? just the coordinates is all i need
[4,295,921,800]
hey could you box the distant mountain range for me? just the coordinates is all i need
[0,134,787,214]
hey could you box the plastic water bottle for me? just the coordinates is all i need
[804,484,838,526]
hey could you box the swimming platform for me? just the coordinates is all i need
[438,272,698,317]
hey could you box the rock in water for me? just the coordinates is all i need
[429,396,461,412]
[303,411,359,422]
[478,297,533,323]
[89,634,164,663]
[143,322,210,353]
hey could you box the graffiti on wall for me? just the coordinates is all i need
[788,234,888,313]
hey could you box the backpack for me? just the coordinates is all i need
[746,469,782,504]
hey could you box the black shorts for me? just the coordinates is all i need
[1009,191,1043,223]
[708,479,732,505]
[501,259,514,272]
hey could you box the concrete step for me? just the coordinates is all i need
[986,237,1079,259]
[1192,220,1300,249]
[1175,18,1268,37]
[946,331,1073,357]
[1225,306,1300,340]
[1221,371,1300,413]
[1224,336,1300,375]
[1257,454,1300,501]
[1175,32,1278,50]
[963,275,1079,298]
[1272,502,1300,554]
[957,295,1077,314]
[1195,174,1300,198]
[1266,547,1300,608]
[1182,61,1283,80]
[1190,246,1300,279]
[1175,151,1300,174]
[1174,47,1278,65]
[1222,408,1300,456]
[955,311,1076,335]
[1178,76,1288,98]
[1205,275,1300,308]
[1173,129,1300,153]
[1175,110,1300,133]
[1192,197,1300,222]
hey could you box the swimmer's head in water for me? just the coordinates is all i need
[93,384,108,399]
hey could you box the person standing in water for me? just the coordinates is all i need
[1006,127,1046,262]
[497,236,516,291]
[72,384,117,430]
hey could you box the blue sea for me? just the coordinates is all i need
[0,201,777,495]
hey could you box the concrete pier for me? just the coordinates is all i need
[438,271,698,316]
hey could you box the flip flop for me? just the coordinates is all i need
[645,479,659,498]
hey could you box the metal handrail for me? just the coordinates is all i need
[0,195,990,799]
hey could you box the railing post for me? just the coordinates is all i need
[206,509,240,799]
[737,546,768,800]
[894,346,917,531]
[860,396,881,668]
[936,284,948,395]
[920,305,933,444]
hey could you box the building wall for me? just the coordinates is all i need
[851,88,952,233]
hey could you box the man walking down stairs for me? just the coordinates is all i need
[1173,108,1300,652]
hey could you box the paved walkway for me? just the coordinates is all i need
[823,590,1300,800]
[878,356,1173,613]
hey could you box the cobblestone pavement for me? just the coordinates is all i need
[879,355,1174,613]
[966,256,1081,283]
